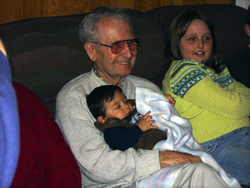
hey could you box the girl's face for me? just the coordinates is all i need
[180,19,213,64]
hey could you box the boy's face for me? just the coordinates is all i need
[100,90,133,122]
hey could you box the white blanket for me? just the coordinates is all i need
[135,87,240,188]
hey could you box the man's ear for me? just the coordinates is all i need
[84,42,97,62]
[244,24,250,37]
[97,116,106,124]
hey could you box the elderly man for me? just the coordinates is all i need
[56,7,229,188]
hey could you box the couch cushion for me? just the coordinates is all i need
[123,8,167,87]
[147,4,250,66]
[0,14,90,115]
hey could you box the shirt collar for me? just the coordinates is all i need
[93,67,124,88]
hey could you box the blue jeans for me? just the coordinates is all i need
[201,127,250,185]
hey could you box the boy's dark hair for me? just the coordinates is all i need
[247,5,250,26]
[86,85,122,119]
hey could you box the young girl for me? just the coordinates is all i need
[162,10,250,186]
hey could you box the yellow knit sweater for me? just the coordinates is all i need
[162,59,250,143]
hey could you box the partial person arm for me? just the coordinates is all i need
[11,82,81,188]
[159,151,202,168]
[0,40,19,188]
[234,79,250,95]
[42,107,82,187]
[184,75,250,119]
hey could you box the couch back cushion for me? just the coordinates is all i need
[147,4,250,66]
[0,14,89,113]
[0,9,166,116]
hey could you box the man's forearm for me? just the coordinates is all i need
[159,150,202,168]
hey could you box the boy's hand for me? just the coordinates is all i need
[137,111,157,132]
[164,94,176,107]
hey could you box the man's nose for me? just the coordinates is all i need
[121,42,133,57]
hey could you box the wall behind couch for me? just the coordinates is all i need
[0,0,234,25]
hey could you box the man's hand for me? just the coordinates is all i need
[159,150,202,168]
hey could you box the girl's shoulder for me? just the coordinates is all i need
[169,59,208,98]
[170,59,207,80]
[172,59,205,72]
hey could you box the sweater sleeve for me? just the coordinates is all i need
[234,79,250,95]
[170,59,250,119]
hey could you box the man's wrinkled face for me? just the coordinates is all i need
[93,17,137,82]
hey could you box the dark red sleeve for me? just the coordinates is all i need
[11,82,81,188]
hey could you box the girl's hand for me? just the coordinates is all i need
[138,111,157,132]
[164,94,176,107]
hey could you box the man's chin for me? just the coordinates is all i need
[120,73,131,78]
[117,69,132,77]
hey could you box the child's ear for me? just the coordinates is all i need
[97,116,106,124]
[244,24,250,37]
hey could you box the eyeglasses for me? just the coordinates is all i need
[91,38,140,54]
